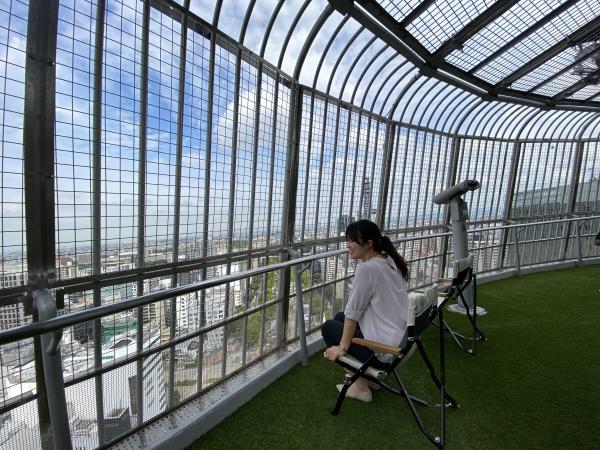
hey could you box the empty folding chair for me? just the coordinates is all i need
[436,255,486,355]
[332,285,458,449]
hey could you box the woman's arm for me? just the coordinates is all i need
[324,318,357,361]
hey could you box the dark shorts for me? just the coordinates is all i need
[320,312,390,370]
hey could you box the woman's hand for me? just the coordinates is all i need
[323,345,346,361]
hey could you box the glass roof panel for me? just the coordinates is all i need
[445,0,562,72]
[511,47,579,91]
[534,70,582,96]
[378,0,425,22]
[475,0,600,85]
[406,0,496,53]
[568,84,600,99]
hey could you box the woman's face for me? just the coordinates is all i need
[346,239,372,261]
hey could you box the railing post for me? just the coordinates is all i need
[34,289,73,450]
[514,227,523,275]
[575,219,583,266]
[287,249,308,365]
[278,80,303,346]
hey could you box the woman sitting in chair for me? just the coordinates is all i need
[321,219,409,402]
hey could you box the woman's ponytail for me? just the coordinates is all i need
[345,219,409,281]
[380,235,409,281]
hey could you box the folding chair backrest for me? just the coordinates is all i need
[451,255,473,289]
[407,285,439,343]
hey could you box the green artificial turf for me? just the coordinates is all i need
[189,265,600,450]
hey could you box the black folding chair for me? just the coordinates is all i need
[332,286,458,449]
[435,256,486,355]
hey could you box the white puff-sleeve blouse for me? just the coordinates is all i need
[344,256,409,352]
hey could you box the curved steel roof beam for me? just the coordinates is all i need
[533,110,574,140]
[476,102,512,137]
[350,44,394,106]
[554,111,594,140]
[259,0,284,59]
[421,83,455,129]
[405,77,436,126]
[570,112,599,140]
[514,107,545,140]
[579,115,600,139]
[451,98,487,136]
[575,113,600,139]
[484,103,522,138]
[429,86,465,131]
[293,4,334,81]
[378,65,427,118]
[277,0,311,70]
[492,105,530,139]
[459,100,491,136]
[439,91,478,133]
[239,0,256,46]
[338,35,378,102]
[412,79,443,128]
[376,65,418,119]
[363,58,412,114]
[386,68,420,121]
[372,60,408,117]
[212,0,223,28]
[478,102,520,137]
[586,117,600,137]
[311,14,350,90]
[326,26,367,96]
[368,60,410,113]
[548,111,585,140]
[522,110,560,140]
[398,76,435,125]
[469,101,507,137]
[503,106,541,139]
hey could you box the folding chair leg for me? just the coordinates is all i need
[416,341,458,408]
[393,371,444,449]
[457,292,486,355]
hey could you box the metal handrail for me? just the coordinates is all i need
[1,214,599,345]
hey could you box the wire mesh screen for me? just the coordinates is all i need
[511,141,576,219]
[54,0,98,280]
[144,4,181,266]
[507,141,578,265]
[102,0,143,273]
[456,138,512,221]
[569,140,600,258]
[386,126,451,233]
[0,0,28,300]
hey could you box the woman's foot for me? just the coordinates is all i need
[336,384,373,402]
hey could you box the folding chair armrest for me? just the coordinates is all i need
[351,337,401,357]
